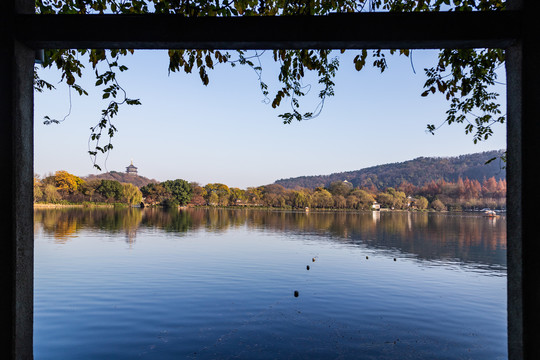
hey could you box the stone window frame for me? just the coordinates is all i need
[2,1,537,358]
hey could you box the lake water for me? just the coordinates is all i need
[34,208,507,359]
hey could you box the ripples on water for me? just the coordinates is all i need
[34,208,507,359]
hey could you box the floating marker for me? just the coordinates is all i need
[312,257,316,262]
[366,256,369,260]
[394,258,396,261]
[294,290,299,297]
[306,265,310,270]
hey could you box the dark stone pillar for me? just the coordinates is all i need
[1,1,35,359]
[506,1,540,359]
[506,41,524,360]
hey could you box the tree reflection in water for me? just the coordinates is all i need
[34,207,506,271]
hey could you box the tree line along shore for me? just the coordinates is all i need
[34,171,506,212]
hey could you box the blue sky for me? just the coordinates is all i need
[34,50,506,189]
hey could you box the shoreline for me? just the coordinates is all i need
[33,203,117,209]
[33,203,506,214]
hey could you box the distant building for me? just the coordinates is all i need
[126,161,138,175]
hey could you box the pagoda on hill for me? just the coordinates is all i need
[126,160,138,175]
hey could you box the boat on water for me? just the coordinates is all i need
[484,209,499,217]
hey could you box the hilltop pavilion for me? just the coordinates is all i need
[126,161,138,175]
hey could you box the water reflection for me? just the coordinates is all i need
[34,208,506,270]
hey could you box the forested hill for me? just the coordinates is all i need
[274,150,506,190]
[84,171,158,188]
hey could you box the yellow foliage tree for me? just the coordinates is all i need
[54,170,85,194]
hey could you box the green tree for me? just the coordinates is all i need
[35,0,507,169]
[96,179,124,202]
[122,183,143,205]
[140,182,168,204]
[162,179,192,206]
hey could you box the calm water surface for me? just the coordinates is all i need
[34,208,507,359]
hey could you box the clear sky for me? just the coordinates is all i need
[34,50,507,189]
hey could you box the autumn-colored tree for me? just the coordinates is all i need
[415,196,429,210]
[207,192,219,206]
[376,192,394,209]
[344,189,375,210]
[229,187,247,205]
[141,183,168,204]
[333,195,347,209]
[397,181,416,196]
[291,190,311,209]
[32,166,505,210]
[262,192,278,207]
[496,179,507,199]
[421,180,441,200]
[258,184,287,207]
[245,187,263,205]
[482,177,499,198]
[43,184,61,203]
[204,183,230,206]
[53,170,85,194]
[431,199,446,212]
[328,181,353,197]
[375,187,407,209]
[463,178,482,200]
[34,175,43,202]
[311,189,333,208]
[189,182,207,206]
[455,177,466,199]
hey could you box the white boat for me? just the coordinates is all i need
[484,209,498,217]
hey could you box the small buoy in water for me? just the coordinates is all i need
[394,258,396,261]
[294,290,299,297]
[312,257,316,262]
[366,256,369,260]
[306,265,310,270]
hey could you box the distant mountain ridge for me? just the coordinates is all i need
[84,171,158,188]
[274,150,506,190]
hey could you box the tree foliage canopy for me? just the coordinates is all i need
[162,179,193,206]
[96,179,124,200]
[35,0,507,169]
[51,170,85,194]
[141,179,192,206]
